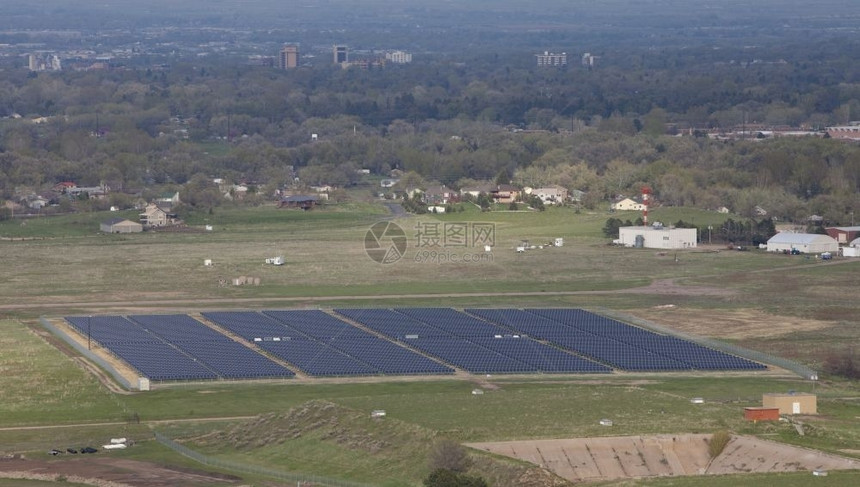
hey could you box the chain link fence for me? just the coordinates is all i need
[40,316,137,390]
[592,307,818,380]
[154,432,377,487]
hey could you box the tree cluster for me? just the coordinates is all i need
[0,49,859,223]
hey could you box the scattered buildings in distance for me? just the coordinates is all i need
[582,52,596,68]
[333,45,348,64]
[825,124,860,141]
[536,51,566,67]
[28,53,62,71]
[385,50,412,64]
[278,45,298,69]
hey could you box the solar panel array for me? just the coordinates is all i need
[203,311,454,377]
[65,315,294,381]
[264,310,454,375]
[466,308,766,372]
[65,308,765,382]
[336,308,610,374]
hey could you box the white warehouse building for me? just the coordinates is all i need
[766,233,838,254]
[617,226,697,249]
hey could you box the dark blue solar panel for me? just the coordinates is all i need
[257,338,379,377]
[338,309,544,374]
[523,309,765,371]
[263,310,371,339]
[335,308,450,338]
[266,310,454,375]
[129,314,294,379]
[394,308,507,337]
[204,311,384,377]
[66,315,219,381]
[468,337,610,373]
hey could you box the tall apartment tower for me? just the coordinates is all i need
[333,45,348,64]
[279,45,298,69]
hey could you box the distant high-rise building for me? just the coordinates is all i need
[385,50,412,64]
[279,45,298,69]
[582,52,596,68]
[333,45,348,64]
[28,54,38,71]
[536,51,567,67]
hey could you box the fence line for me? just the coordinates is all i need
[592,307,818,380]
[39,317,137,390]
[154,432,376,487]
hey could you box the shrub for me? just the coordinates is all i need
[428,439,472,473]
[423,468,488,487]
[709,430,731,458]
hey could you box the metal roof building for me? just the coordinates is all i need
[617,226,697,249]
[766,233,838,254]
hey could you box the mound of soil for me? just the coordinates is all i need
[467,434,860,483]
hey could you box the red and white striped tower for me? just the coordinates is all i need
[642,186,651,226]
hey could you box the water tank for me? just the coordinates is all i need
[634,234,644,248]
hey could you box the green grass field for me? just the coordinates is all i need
[2,202,860,486]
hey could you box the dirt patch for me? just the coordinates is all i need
[0,456,240,487]
[467,434,860,483]
[629,307,833,340]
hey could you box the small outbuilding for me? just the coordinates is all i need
[744,407,780,422]
[617,225,697,249]
[766,233,838,254]
[825,226,860,244]
[762,392,817,415]
[100,218,143,234]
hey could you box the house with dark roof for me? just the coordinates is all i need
[278,195,318,210]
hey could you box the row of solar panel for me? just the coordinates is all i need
[65,308,765,381]
[203,311,455,377]
[466,308,765,371]
[65,315,294,381]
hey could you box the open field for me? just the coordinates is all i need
[2,202,860,485]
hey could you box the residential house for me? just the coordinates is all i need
[460,182,495,199]
[422,185,458,205]
[611,197,645,211]
[100,218,143,234]
[53,181,77,193]
[531,185,568,205]
[278,195,318,210]
[67,185,107,200]
[490,184,519,204]
[139,203,176,227]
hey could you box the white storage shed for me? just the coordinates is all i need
[617,226,697,249]
[766,233,838,254]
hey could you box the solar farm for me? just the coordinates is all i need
[62,308,765,383]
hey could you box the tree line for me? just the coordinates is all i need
[1,45,859,224]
